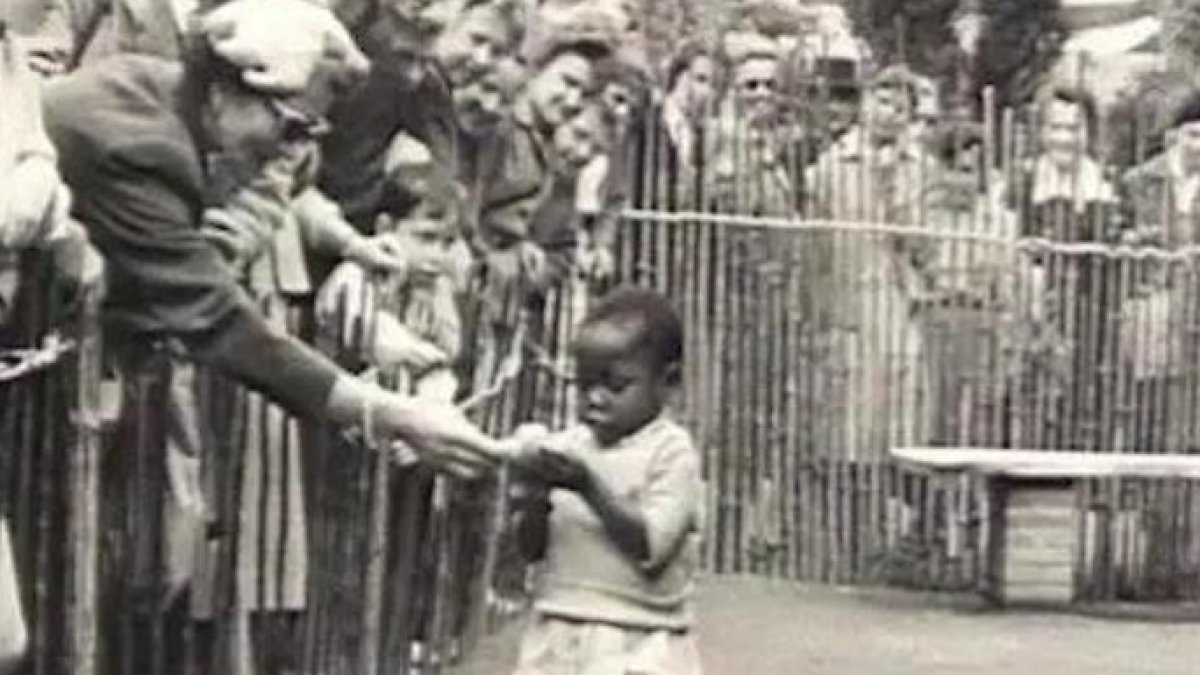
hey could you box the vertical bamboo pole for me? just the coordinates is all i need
[66,290,102,675]
[711,165,732,574]
[359,277,389,675]
[729,221,746,575]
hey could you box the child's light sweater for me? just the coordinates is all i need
[535,416,703,631]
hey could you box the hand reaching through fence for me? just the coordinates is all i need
[341,232,410,275]
[48,221,106,298]
[356,379,508,468]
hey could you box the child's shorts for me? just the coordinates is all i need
[512,613,702,675]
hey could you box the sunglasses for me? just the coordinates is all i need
[269,99,331,141]
[739,78,778,93]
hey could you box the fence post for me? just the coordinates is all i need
[67,289,102,675]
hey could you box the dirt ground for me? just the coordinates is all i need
[454,576,1200,674]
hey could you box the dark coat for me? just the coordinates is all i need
[628,101,706,212]
[43,54,339,417]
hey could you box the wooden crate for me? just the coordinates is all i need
[988,479,1077,605]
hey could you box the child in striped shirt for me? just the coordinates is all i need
[316,160,466,409]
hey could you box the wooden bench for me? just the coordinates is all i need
[892,447,1200,606]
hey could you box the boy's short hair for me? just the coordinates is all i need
[380,160,466,228]
[581,285,683,370]
[1039,85,1098,133]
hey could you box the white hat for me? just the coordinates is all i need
[199,0,369,99]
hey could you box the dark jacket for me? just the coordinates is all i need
[43,54,339,417]
[628,101,706,212]
[318,14,456,229]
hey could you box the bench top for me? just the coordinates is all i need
[892,447,1200,480]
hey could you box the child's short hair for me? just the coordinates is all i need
[580,286,683,370]
[380,159,466,229]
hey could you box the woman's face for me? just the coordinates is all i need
[454,70,506,136]
[552,108,606,177]
[1178,120,1200,174]
[679,56,717,117]
[433,6,511,87]
[864,84,911,141]
[528,52,593,130]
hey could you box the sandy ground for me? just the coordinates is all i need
[453,576,1200,674]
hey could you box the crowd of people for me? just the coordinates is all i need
[7,0,1200,673]
[0,0,706,673]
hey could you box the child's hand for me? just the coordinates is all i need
[529,446,592,493]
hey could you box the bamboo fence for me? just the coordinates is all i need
[9,68,1200,675]
[611,85,1200,597]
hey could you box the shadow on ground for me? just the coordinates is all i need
[454,576,1200,674]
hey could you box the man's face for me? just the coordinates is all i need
[528,53,593,130]
[1176,121,1200,173]
[204,87,325,164]
[732,58,779,126]
[432,6,510,87]
[1042,99,1086,167]
[680,56,717,118]
[453,70,506,136]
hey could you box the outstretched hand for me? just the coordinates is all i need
[371,394,504,476]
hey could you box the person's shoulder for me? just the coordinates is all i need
[45,55,199,183]
[1121,153,1169,187]
[45,54,182,113]
[45,55,183,136]
[639,417,698,459]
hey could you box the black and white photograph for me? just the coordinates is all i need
[2,0,1199,673]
